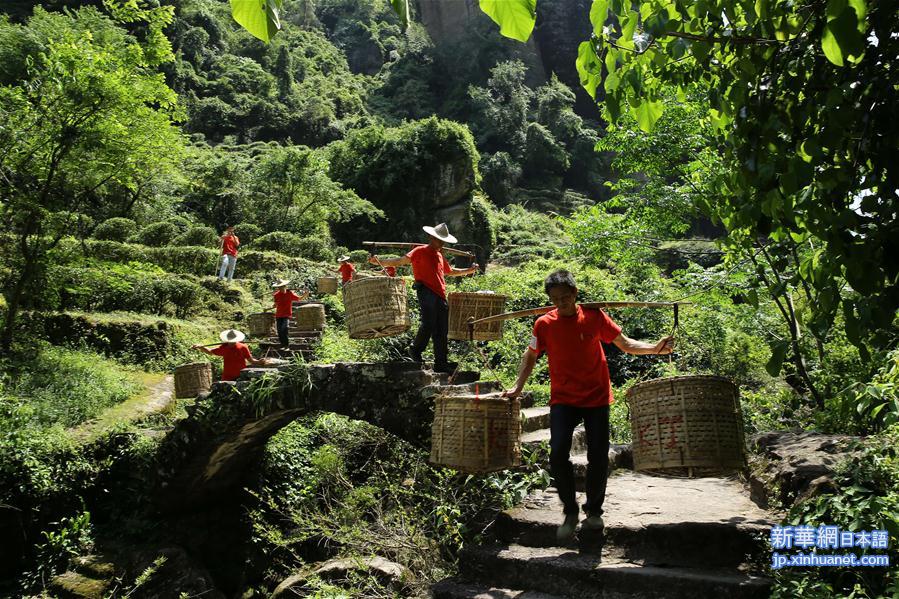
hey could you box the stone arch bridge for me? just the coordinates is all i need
[154,362,499,512]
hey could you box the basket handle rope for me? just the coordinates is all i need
[447,318,509,393]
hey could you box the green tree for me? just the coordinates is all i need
[576,0,898,362]
[468,60,533,156]
[245,145,381,236]
[0,6,183,352]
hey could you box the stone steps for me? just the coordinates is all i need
[521,426,586,453]
[494,474,771,568]
[49,557,116,599]
[460,544,771,599]
[521,407,550,432]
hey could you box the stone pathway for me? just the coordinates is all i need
[71,374,174,442]
[434,407,775,598]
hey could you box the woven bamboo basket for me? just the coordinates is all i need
[344,276,410,339]
[430,392,521,474]
[174,362,213,399]
[246,312,275,339]
[317,276,338,295]
[447,292,508,341]
[627,375,745,475]
[292,303,325,331]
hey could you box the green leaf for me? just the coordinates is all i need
[479,0,538,42]
[389,0,410,30]
[590,0,611,36]
[746,289,759,308]
[821,0,865,66]
[621,9,639,42]
[230,0,282,44]
[848,0,867,24]
[766,341,790,377]
[634,98,664,132]
[576,41,603,100]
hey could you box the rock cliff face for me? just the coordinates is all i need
[533,0,601,118]
[416,0,482,43]
[416,0,600,119]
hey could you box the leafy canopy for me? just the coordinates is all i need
[576,0,898,355]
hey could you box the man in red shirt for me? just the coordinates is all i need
[337,255,355,285]
[192,329,265,381]
[368,223,478,373]
[218,225,240,282]
[271,279,309,348]
[504,270,674,541]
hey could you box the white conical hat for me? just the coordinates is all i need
[219,329,246,343]
[422,222,457,244]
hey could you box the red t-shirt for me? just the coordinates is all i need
[530,306,622,407]
[384,266,397,277]
[405,245,451,299]
[221,234,240,257]
[338,262,355,283]
[273,290,301,318]
[211,342,253,381]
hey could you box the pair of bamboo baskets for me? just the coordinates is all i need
[429,375,745,476]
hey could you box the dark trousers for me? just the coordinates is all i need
[276,317,290,347]
[411,283,448,366]
[550,404,610,517]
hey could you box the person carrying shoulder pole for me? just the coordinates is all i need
[192,329,265,381]
[337,255,355,286]
[218,225,240,282]
[369,223,478,374]
[271,279,309,349]
[503,270,675,542]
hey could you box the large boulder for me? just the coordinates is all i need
[272,556,411,598]
[328,118,491,258]
[748,431,862,508]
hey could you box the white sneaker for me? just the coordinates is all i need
[556,514,579,542]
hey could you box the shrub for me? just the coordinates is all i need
[147,246,220,276]
[348,249,369,264]
[49,260,214,318]
[128,222,180,247]
[130,277,205,319]
[252,231,305,255]
[84,240,143,264]
[296,237,335,262]
[252,232,334,261]
[771,425,899,598]
[172,225,219,248]
[93,217,138,242]
[234,223,263,245]
[166,215,192,233]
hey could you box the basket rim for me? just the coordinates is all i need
[447,291,509,299]
[626,374,736,395]
[174,362,212,370]
[435,391,512,399]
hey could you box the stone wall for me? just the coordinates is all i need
[155,363,474,512]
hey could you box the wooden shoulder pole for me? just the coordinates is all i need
[470,301,692,328]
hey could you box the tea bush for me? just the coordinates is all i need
[93,217,138,242]
[128,222,180,247]
[234,223,263,245]
[172,225,218,248]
